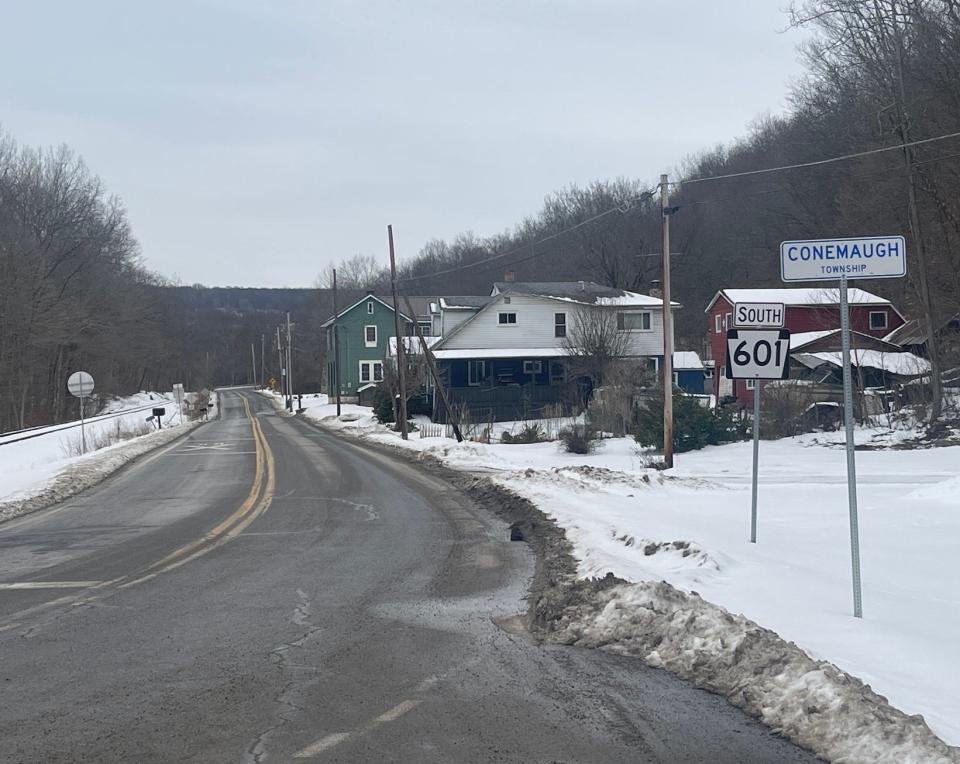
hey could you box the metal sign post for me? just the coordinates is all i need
[67,371,95,455]
[780,235,907,619]
[839,275,863,618]
[726,327,790,544]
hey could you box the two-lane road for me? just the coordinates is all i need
[0,389,816,762]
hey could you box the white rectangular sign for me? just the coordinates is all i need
[725,329,791,380]
[780,235,906,282]
[734,302,784,328]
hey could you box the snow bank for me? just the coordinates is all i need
[0,419,200,524]
[555,581,959,764]
[302,400,960,760]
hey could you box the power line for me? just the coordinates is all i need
[679,129,960,186]
[397,192,657,284]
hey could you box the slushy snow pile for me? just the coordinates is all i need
[284,391,960,762]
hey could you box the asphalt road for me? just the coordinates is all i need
[0,389,818,763]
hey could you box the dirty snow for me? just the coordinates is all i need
[287,388,960,758]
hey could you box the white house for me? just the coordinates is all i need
[426,281,680,422]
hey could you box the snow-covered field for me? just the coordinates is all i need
[0,391,204,517]
[277,390,960,756]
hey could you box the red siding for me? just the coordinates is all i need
[705,293,904,406]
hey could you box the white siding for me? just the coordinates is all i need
[441,294,672,356]
[440,308,477,337]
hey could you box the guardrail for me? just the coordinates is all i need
[0,399,175,447]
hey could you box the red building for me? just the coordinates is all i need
[705,288,905,404]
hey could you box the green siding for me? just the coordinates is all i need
[326,297,412,396]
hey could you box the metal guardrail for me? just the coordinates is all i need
[0,399,175,447]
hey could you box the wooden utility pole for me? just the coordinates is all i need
[276,326,284,397]
[388,224,409,439]
[660,173,675,468]
[286,312,294,409]
[332,267,342,416]
[260,334,265,388]
[250,343,257,387]
[400,293,463,442]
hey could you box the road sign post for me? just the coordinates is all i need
[781,235,907,618]
[725,326,790,544]
[67,371,95,455]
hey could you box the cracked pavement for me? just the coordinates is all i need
[0,390,817,762]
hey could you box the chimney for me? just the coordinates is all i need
[504,270,515,283]
[649,280,662,299]
[578,280,586,292]
[366,289,375,296]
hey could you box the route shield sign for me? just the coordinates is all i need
[780,235,906,282]
[725,329,791,380]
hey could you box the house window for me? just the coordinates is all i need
[367,301,374,314]
[725,312,732,330]
[746,378,757,390]
[704,367,714,379]
[523,360,542,374]
[554,313,566,338]
[715,314,722,333]
[498,312,517,325]
[359,361,383,383]
[364,325,377,347]
[417,320,431,336]
[468,360,486,386]
[673,371,679,386]
[869,310,888,330]
[503,296,511,304]
[617,311,651,331]
[549,362,566,384]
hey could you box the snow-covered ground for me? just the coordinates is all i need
[279,390,960,756]
[0,391,204,517]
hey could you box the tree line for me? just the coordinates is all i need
[4,1,958,430]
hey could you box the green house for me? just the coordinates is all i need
[322,293,433,398]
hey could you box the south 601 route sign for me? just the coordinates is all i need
[725,329,791,380]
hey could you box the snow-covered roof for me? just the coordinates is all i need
[493,281,679,308]
[808,350,930,376]
[432,347,568,360]
[438,296,491,310]
[790,330,838,349]
[705,287,892,313]
[673,351,704,370]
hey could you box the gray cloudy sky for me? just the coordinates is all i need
[0,1,806,287]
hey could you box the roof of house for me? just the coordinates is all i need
[438,295,492,310]
[673,351,704,370]
[387,336,442,356]
[790,328,902,353]
[884,314,960,346]
[320,294,434,328]
[798,350,930,376]
[492,281,679,308]
[432,347,568,360]
[705,287,893,313]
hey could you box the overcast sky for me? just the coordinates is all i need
[0,1,807,288]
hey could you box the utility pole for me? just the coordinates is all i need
[260,334,265,388]
[388,224,409,439]
[276,326,284,397]
[660,173,675,468]
[250,343,257,387]
[286,312,293,410]
[332,268,342,416]
[400,293,463,442]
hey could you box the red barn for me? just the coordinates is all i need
[705,287,905,405]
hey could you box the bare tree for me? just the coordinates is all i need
[315,254,387,290]
[560,307,629,388]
